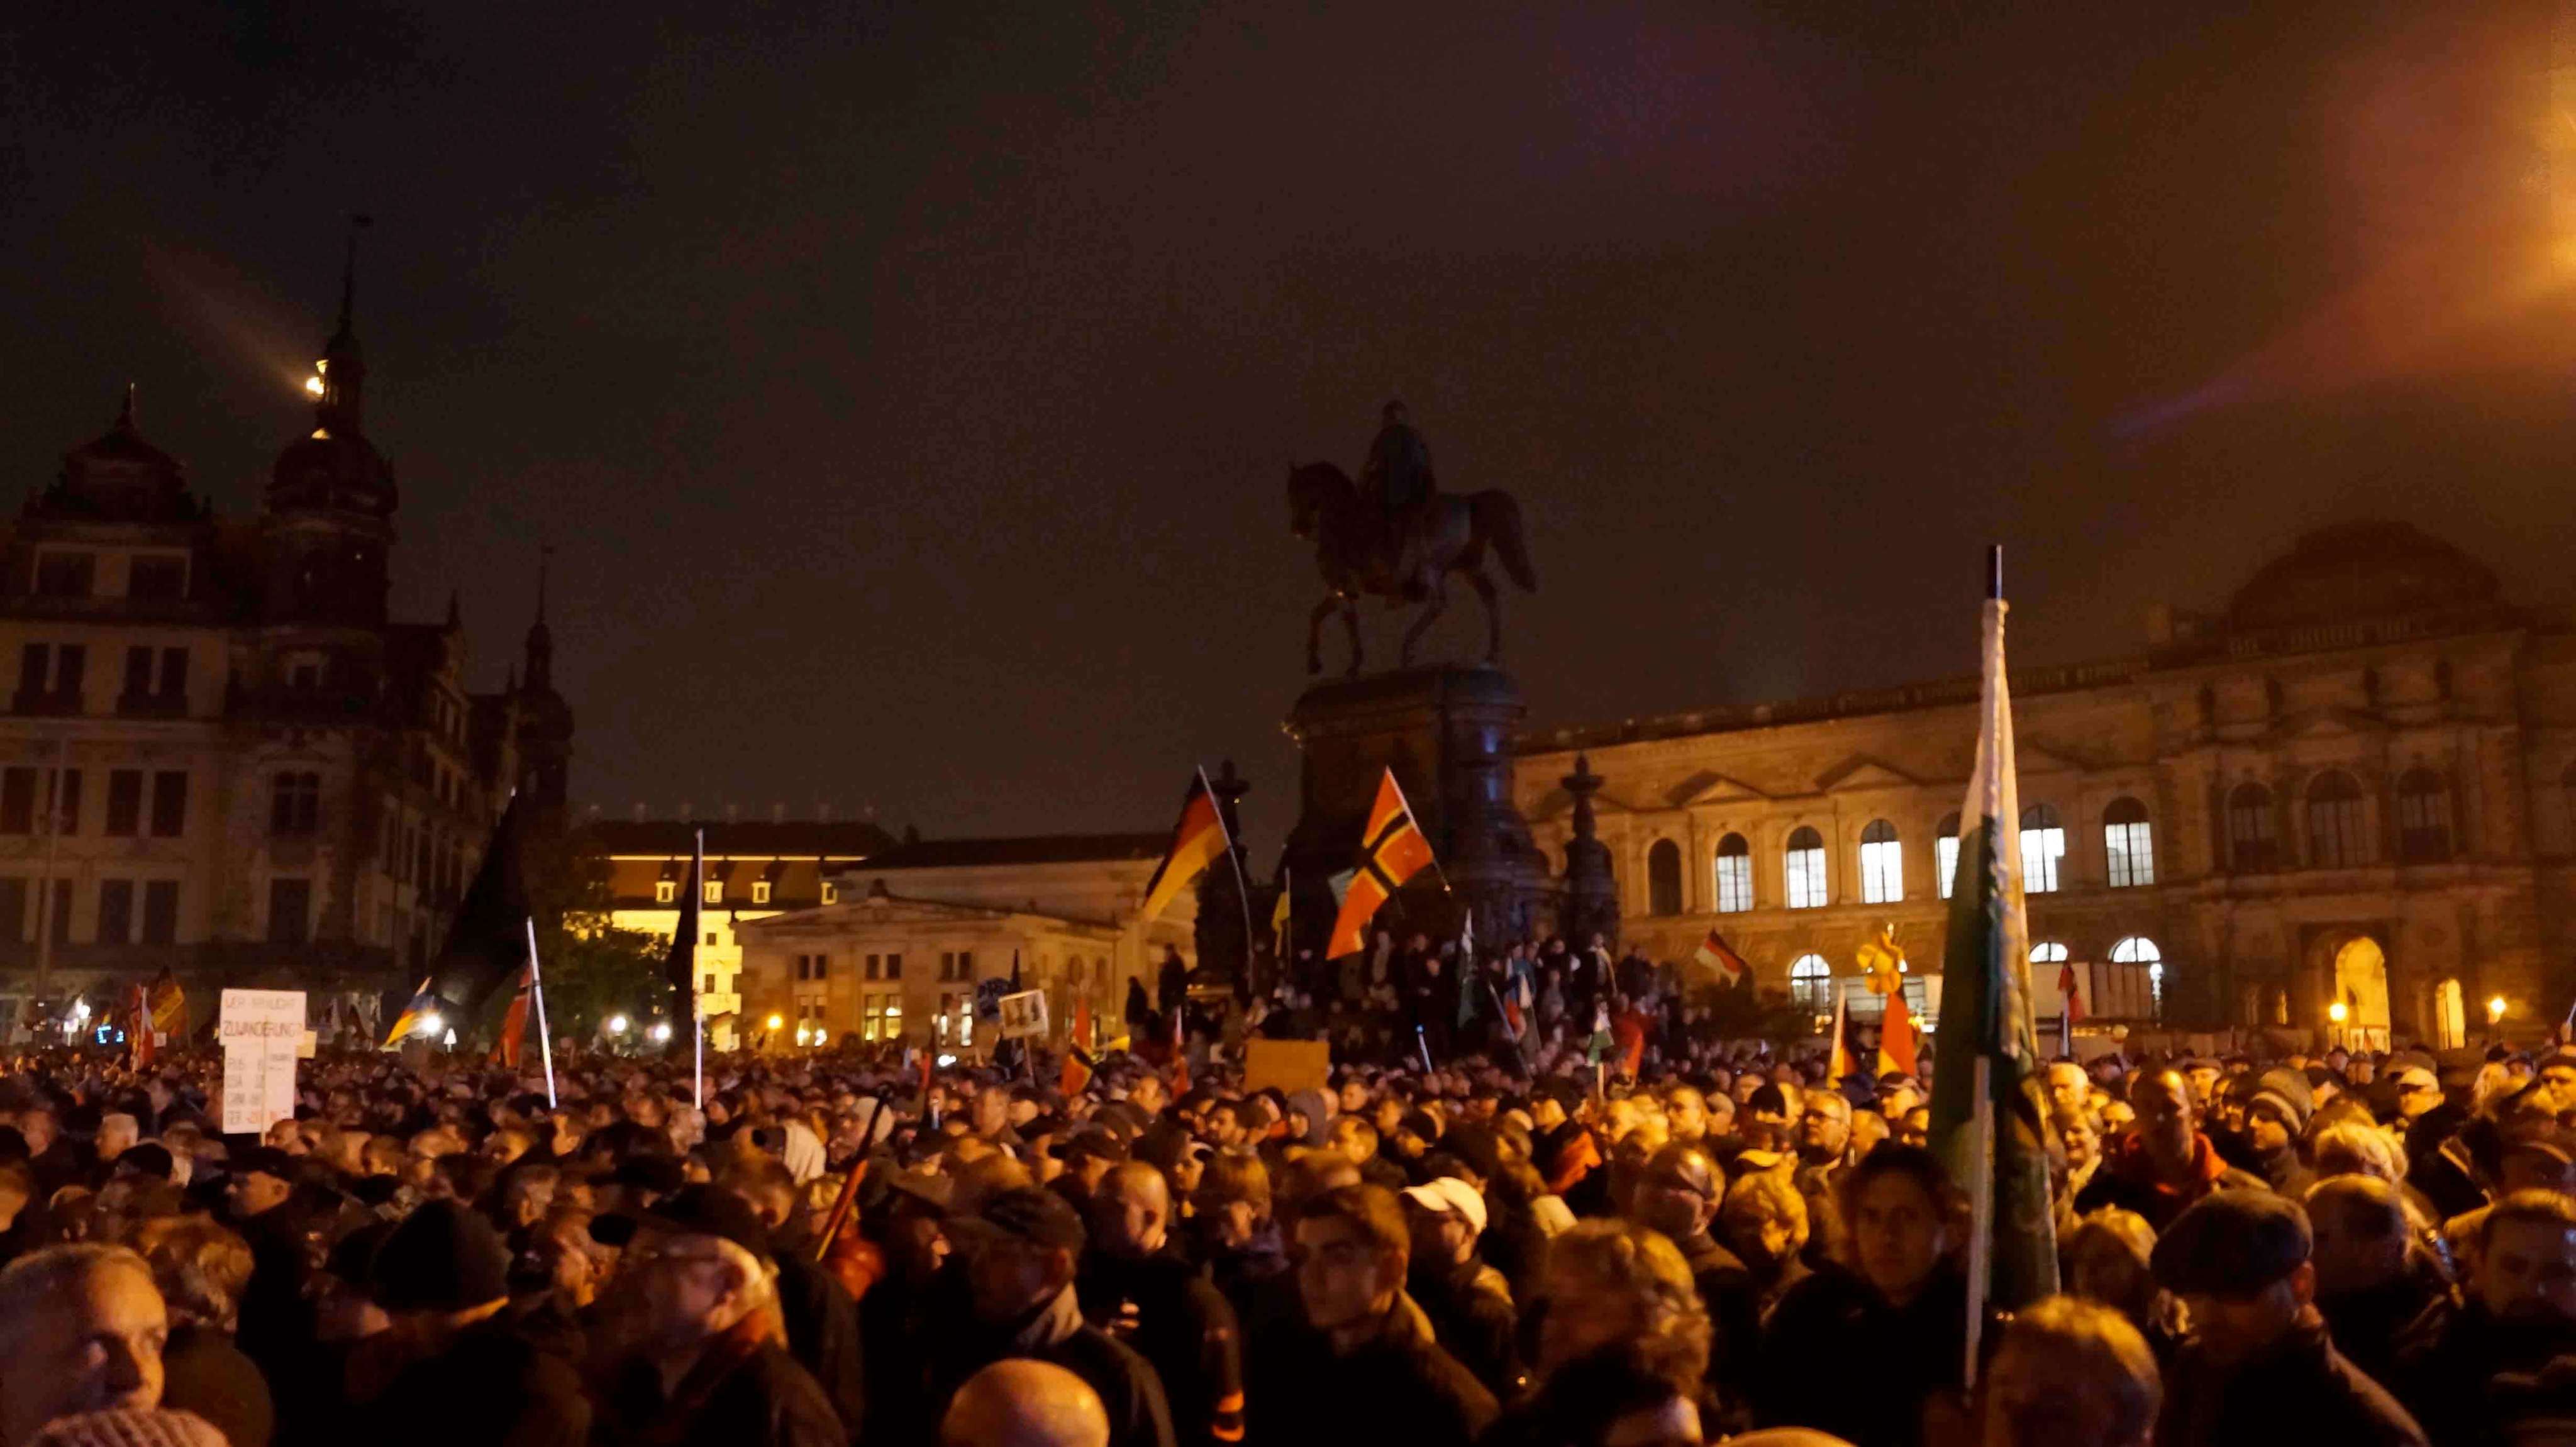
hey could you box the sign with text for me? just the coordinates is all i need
[997,989,1049,1040]
[219,990,305,1136]
[1243,1038,1333,1098]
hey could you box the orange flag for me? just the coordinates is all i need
[1326,769,1437,957]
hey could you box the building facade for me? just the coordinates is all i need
[1515,523,2576,1049]
[735,833,1197,1053]
[594,816,899,1048]
[0,268,571,1024]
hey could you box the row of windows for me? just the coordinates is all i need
[13,644,192,714]
[29,550,189,601]
[1642,766,2466,915]
[652,877,833,906]
[0,768,189,838]
[1647,800,2158,916]
[0,876,185,945]
[1785,935,2164,1012]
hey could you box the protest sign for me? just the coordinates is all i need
[997,989,1049,1040]
[220,989,305,1136]
[1243,1038,1332,1097]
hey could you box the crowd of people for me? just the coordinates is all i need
[2,955,2575,1447]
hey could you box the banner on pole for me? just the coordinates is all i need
[219,989,305,1135]
[997,989,1050,1040]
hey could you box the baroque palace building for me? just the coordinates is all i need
[0,260,570,1026]
[733,832,1198,1055]
[1515,523,2576,1050]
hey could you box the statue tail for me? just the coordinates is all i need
[1478,491,1539,592]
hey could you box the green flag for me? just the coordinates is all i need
[1927,577,2059,1381]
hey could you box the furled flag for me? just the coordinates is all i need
[1326,768,1438,958]
[128,982,153,1068]
[1927,555,2060,1382]
[389,794,535,1047]
[1140,770,1235,922]
[1063,995,1096,1096]
[1455,911,1479,1029]
[2059,961,2084,1024]
[1828,980,1861,1085]
[491,966,533,1069]
[662,830,704,1056]
[1692,928,1749,989]
[1270,865,1292,957]
[1858,923,1919,1078]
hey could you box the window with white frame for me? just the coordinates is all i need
[1859,819,1903,904]
[1936,812,1962,899]
[1789,952,1833,1014]
[1714,834,1752,913]
[702,880,722,905]
[752,880,772,904]
[655,879,675,904]
[2111,935,2162,1019]
[2029,940,2067,965]
[2019,804,2065,894]
[1784,826,1827,910]
[2103,796,2154,888]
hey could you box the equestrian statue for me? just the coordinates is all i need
[1288,402,1538,676]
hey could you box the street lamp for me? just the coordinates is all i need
[606,1014,629,1036]
[2490,995,2508,1024]
[765,1014,784,1031]
[650,1022,672,1043]
[420,1012,445,1039]
[2328,1001,2349,1024]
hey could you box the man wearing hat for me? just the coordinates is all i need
[2150,1190,2426,1446]
[344,1200,592,1447]
[591,1185,843,1447]
[932,1186,1175,1447]
[2243,1067,2318,1199]
[1400,1175,1519,1401]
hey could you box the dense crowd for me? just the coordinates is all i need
[2,949,2575,1447]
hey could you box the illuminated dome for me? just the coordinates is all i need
[2228,522,2499,631]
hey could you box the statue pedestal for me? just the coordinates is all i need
[1281,665,1548,953]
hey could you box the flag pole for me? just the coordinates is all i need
[1965,1053,1995,1387]
[694,987,705,1110]
[1198,765,1262,1002]
[525,917,557,1109]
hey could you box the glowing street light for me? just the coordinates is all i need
[419,1012,445,1039]
[304,375,325,397]
[2328,1001,2350,1024]
[649,1022,672,1043]
[606,1014,630,1036]
[765,1014,784,1031]
[2490,995,2509,1024]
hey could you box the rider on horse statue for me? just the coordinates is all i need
[1361,401,1435,601]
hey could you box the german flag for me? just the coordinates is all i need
[1140,770,1233,922]
[1327,768,1438,957]
[384,977,439,1048]
[491,966,532,1069]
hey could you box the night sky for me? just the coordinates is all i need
[4,2,2571,850]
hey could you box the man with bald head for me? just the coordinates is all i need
[1077,1162,1244,1447]
[943,1359,1111,1447]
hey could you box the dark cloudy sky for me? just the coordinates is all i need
[3,1,2571,848]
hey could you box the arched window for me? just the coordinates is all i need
[2103,796,2154,889]
[1789,953,1832,1014]
[1646,839,1683,916]
[2306,770,2368,868]
[1935,811,1962,899]
[2029,940,2068,964]
[2019,804,2065,893]
[2112,934,2163,1020]
[2435,978,2467,1051]
[1859,819,1903,904]
[2228,782,2279,872]
[1714,833,1753,913]
[2396,768,2451,863]
[1784,826,1828,910]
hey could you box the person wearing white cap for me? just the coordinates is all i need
[1401,1176,1521,1401]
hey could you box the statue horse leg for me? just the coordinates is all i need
[1307,594,1342,675]
[1341,597,1362,677]
[1400,574,1449,667]
[1465,565,1502,665]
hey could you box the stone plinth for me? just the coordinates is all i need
[1282,665,1547,953]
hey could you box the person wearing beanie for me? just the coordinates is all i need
[2149,1190,2426,1446]
[339,1200,591,1447]
[2245,1068,2319,1199]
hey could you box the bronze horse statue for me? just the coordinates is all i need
[1288,461,1538,675]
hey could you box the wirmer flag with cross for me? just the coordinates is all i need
[1327,767,1439,958]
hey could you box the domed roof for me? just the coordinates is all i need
[2228,522,2499,631]
[268,428,397,518]
[31,389,201,523]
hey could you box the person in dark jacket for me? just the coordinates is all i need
[1075,1162,1243,1447]
[1250,1184,1496,1447]
[2394,1189,2576,1447]
[723,1159,865,1439]
[589,1186,842,1447]
[344,1200,593,1447]
[1755,1146,1971,1447]
[1398,1177,1521,1403]
[2245,1068,2320,1200]
[2075,1067,2265,1231]
[935,1187,1176,1447]
[2150,1189,2428,1447]
[1631,1142,1762,1402]
[136,1216,274,1447]
[2309,1175,2453,1390]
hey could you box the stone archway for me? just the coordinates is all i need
[2330,935,2394,1052]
